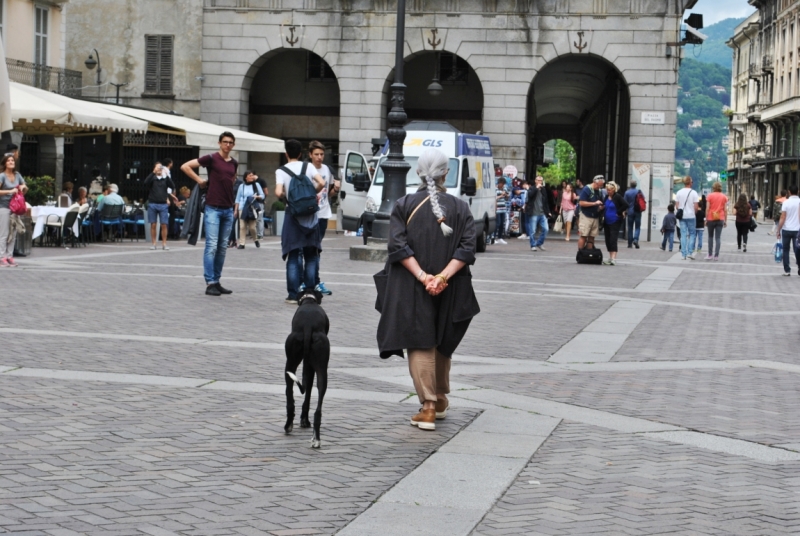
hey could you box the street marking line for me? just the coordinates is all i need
[641,431,800,463]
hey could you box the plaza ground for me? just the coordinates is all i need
[1,221,799,535]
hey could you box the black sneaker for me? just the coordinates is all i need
[206,284,222,296]
[216,283,232,295]
[285,296,298,305]
[237,245,245,250]
[255,240,260,248]
[634,241,640,249]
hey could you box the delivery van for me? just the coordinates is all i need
[339,122,496,252]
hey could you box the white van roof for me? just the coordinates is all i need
[381,131,493,159]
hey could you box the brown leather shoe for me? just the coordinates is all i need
[435,399,449,420]
[410,409,436,430]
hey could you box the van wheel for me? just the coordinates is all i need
[476,221,488,253]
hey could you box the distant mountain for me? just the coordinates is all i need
[683,17,746,68]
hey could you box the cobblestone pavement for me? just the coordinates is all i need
[1,223,799,535]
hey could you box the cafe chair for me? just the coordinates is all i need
[44,213,63,246]
[60,209,81,249]
[58,193,71,208]
[76,204,91,247]
[99,204,124,242]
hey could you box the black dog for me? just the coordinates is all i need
[284,289,330,448]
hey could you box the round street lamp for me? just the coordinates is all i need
[84,48,102,85]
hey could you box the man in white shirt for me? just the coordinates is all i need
[674,176,700,260]
[275,139,326,304]
[306,141,340,295]
[776,184,800,276]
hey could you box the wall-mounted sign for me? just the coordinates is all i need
[641,112,666,124]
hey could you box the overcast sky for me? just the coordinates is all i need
[685,0,756,27]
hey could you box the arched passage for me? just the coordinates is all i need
[382,51,484,135]
[528,55,630,184]
[246,49,340,198]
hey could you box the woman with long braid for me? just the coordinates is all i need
[374,148,480,431]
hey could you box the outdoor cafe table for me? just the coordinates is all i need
[31,206,79,240]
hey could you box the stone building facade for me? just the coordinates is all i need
[64,0,698,235]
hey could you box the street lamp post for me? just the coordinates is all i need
[371,0,410,240]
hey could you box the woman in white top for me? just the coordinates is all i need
[0,155,27,267]
[234,170,265,249]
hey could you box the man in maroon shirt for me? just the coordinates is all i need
[181,132,239,296]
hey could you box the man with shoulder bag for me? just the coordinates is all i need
[674,176,699,260]
[624,179,645,248]
[576,175,606,264]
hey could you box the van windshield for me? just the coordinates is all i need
[374,157,459,189]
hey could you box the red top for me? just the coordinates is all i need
[706,192,728,221]
[199,152,238,209]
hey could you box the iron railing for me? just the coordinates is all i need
[6,58,82,97]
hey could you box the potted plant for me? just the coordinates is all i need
[271,200,285,236]
[23,175,56,207]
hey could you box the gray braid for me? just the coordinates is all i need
[417,149,453,236]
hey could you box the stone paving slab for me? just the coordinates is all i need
[462,367,800,445]
[0,376,477,535]
[472,421,800,535]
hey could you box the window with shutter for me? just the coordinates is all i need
[144,35,174,97]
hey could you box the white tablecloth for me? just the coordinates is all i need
[31,207,79,239]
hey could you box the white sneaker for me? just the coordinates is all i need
[517,234,528,239]
[497,239,507,245]
[687,254,695,260]
[537,245,546,251]
[531,246,538,251]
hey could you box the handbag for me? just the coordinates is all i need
[9,192,26,215]
[576,243,603,265]
[749,217,758,233]
[553,213,563,233]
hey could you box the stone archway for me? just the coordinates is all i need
[528,54,630,184]
[381,51,484,136]
[246,49,341,201]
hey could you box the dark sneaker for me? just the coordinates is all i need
[216,283,232,294]
[410,409,436,430]
[634,241,640,249]
[285,296,298,305]
[315,282,332,295]
[206,284,222,296]
[237,245,245,250]
[255,240,260,248]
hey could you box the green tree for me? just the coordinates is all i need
[537,139,576,186]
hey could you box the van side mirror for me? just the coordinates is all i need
[461,177,477,197]
[353,172,371,192]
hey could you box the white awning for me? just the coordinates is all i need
[94,103,285,153]
[0,38,12,132]
[11,82,148,134]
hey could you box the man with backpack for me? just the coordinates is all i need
[275,139,327,305]
[624,179,645,249]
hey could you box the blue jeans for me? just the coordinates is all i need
[203,206,234,284]
[295,219,328,286]
[679,218,696,258]
[692,229,704,251]
[495,212,507,239]
[528,214,548,247]
[627,211,641,246]
[782,230,799,274]
[661,230,674,251]
[287,247,319,299]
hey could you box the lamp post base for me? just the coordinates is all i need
[349,237,388,263]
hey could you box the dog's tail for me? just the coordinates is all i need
[286,371,304,394]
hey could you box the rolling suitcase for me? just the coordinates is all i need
[13,216,33,257]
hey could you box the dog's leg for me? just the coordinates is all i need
[300,360,314,429]
[310,333,330,449]
[284,333,303,434]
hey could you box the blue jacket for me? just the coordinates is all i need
[624,187,639,216]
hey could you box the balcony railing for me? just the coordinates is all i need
[749,63,761,79]
[6,58,82,97]
[762,54,774,72]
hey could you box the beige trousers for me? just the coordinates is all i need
[239,218,257,246]
[408,348,451,404]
